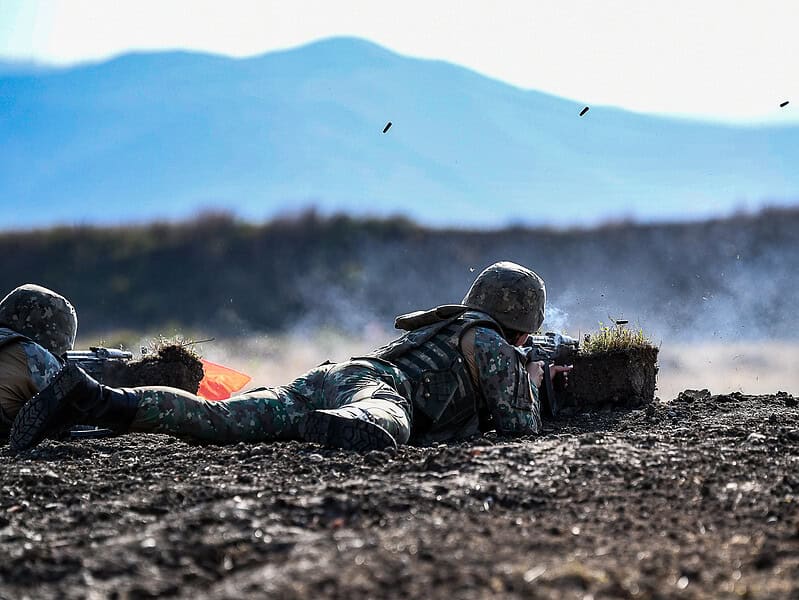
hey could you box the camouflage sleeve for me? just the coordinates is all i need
[20,340,64,392]
[0,341,62,429]
[471,327,542,436]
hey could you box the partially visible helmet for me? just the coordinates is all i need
[0,284,77,356]
[462,261,546,333]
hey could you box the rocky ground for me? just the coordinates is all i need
[1,389,798,599]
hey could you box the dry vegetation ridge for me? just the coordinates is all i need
[1,207,797,340]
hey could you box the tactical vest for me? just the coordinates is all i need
[369,306,503,443]
[0,328,30,428]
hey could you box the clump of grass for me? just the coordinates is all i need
[141,334,202,359]
[581,322,655,354]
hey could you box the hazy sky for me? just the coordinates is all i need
[1,0,796,122]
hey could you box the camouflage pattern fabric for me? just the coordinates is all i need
[371,307,540,443]
[471,327,541,435]
[462,261,546,334]
[130,327,538,445]
[0,284,78,357]
[19,339,64,393]
[0,328,64,433]
[131,359,412,444]
[379,311,500,444]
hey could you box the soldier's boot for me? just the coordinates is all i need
[10,363,140,453]
[298,406,398,452]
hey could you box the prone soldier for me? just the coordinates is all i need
[10,262,572,452]
[0,284,77,437]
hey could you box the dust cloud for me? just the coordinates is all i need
[86,208,799,399]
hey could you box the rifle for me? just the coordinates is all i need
[62,347,133,439]
[64,346,133,382]
[517,332,579,418]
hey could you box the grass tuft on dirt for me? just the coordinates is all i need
[558,323,659,412]
[581,323,655,354]
[141,334,202,360]
[102,338,204,393]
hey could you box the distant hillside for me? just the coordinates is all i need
[1,208,797,341]
[1,37,797,230]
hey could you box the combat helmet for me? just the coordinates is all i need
[0,284,78,356]
[462,261,546,334]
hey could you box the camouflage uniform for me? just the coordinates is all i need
[128,309,540,444]
[0,329,64,433]
[9,262,546,452]
[0,284,78,358]
[0,284,76,435]
[132,359,411,442]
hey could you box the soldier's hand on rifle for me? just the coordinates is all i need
[526,360,545,388]
[551,364,573,387]
[526,361,573,389]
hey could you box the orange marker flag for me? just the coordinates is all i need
[197,359,252,401]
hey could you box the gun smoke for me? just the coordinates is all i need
[3,207,798,354]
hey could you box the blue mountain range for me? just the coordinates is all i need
[1,37,797,229]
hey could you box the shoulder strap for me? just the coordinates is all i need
[394,304,469,331]
[374,311,466,362]
[454,310,504,342]
[374,309,505,363]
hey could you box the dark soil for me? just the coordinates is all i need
[1,389,798,599]
[560,348,660,413]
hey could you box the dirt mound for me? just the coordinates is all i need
[101,344,204,393]
[1,389,797,599]
[560,347,659,413]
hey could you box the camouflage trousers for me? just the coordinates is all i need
[131,359,413,444]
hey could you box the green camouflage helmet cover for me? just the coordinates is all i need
[0,284,77,356]
[461,261,546,334]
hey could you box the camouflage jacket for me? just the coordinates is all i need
[369,307,541,443]
[0,327,64,430]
